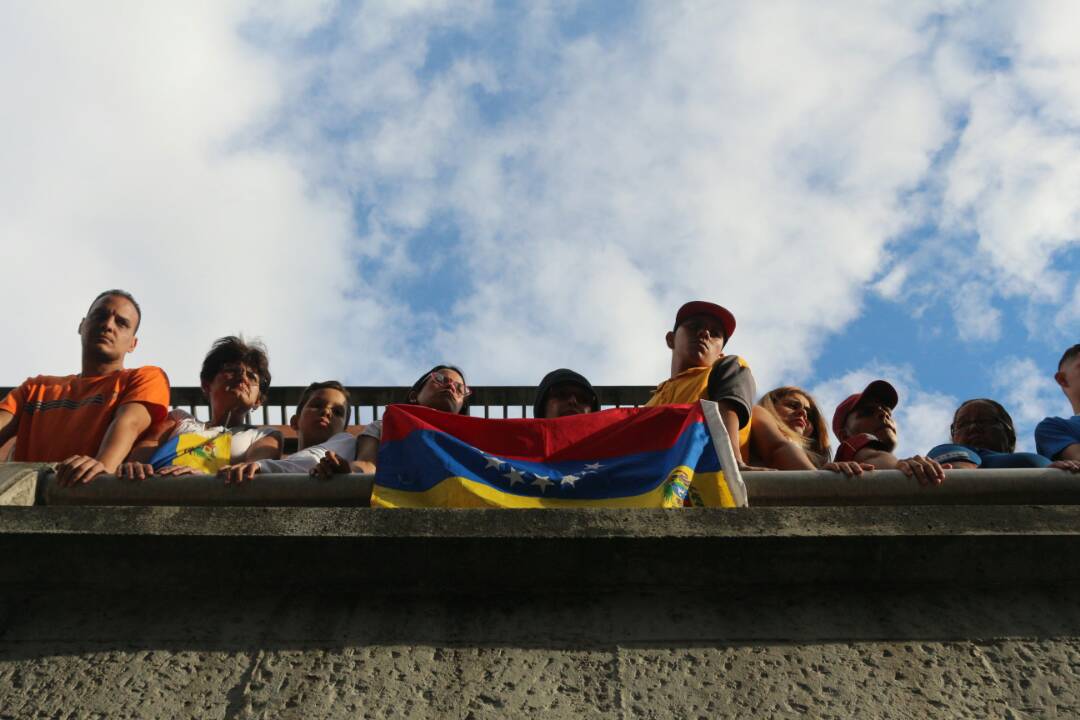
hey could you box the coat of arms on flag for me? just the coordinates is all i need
[371,400,747,509]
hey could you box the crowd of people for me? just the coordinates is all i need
[1,289,1079,492]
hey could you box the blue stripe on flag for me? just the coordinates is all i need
[376,419,719,500]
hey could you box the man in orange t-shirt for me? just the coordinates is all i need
[0,289,170,485]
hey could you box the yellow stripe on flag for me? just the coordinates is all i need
[372,466,736,508]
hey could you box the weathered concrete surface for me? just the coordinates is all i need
[3,506,1080,718]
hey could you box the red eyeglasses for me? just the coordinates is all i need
[428,371,471,398]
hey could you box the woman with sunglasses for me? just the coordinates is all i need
[748,386,868,475]
[312,365,470,478]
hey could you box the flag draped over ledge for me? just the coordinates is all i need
[372,401,747,509]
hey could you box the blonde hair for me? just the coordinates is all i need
[758,386,832,467]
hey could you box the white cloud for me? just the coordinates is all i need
[271,2,958,385]
[935,1,1080,301]
[991,356,1071,452]
[0,2,387,388]
[950,282,1002,342]
[2,0,1079,404]
[1054,281,1080,335]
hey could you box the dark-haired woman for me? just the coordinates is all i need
[312,365,470,478]
[928,399,1064,469]
[118,336,282,478]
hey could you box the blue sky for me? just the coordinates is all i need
[1,1,1078,455]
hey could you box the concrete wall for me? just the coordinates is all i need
[2,505,1080,718]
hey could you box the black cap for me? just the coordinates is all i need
[533,369,600,419]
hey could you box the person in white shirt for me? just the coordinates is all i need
[219,381,355,483]
[312,364,470,478]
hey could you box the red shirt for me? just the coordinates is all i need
[834,433,887,462]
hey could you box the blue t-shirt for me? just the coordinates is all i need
[928,444,1050,469]
[976,448,1049,469]
[1035,416,1080,460]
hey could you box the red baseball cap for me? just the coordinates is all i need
[674,301,736,341]
[831,380,899,438]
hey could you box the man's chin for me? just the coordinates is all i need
[82,344,120,364]
[681,350,714,368]
[876,432,898,452]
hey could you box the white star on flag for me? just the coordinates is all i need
[483,455,503,470]
[559,474,579,488]
[584,462,603,471]
[503,468,526,486]
[532,474,553,493]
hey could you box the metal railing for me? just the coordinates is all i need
[0,386,656,426]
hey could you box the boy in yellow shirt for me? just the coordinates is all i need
[646,301,758,470]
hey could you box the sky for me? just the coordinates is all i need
[1,0,1078,455]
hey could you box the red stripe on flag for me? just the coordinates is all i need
[379,403,704,462]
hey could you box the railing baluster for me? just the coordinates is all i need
[105,385,660,429]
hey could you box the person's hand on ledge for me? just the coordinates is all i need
[896,456,948,486]
[55,455,110,486]
[220,462,261,485]
[823,461,875,477]
[1050,459,1080,473]
[117,462,155,481]
[311,451,352,480]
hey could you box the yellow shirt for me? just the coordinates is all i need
[646,356,753,455]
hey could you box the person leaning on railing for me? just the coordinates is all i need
[0,289,170,486]
[216,381,356,484]
[312,365,471,479]
[747,386,869,476]
[644,301,764,471]
[930,398,1080,472]
[1036,343,1080,468]
[831,380,946,485]
[117,336,282,480]
[532,369,600,419]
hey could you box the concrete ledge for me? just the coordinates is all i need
[15,466,1080,507]
[2,505,1080,590]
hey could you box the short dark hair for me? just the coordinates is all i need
[407,364,470,415]
[952,398,1016,453]
[88,289,142,332]
[199,336,271,403]
[297,380,351,428]
[1059,344,1080,371]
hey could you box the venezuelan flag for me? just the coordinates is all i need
[372,401,747,509]
[148,432,232,474]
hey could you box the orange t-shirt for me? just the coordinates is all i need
[0,366,170,462]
